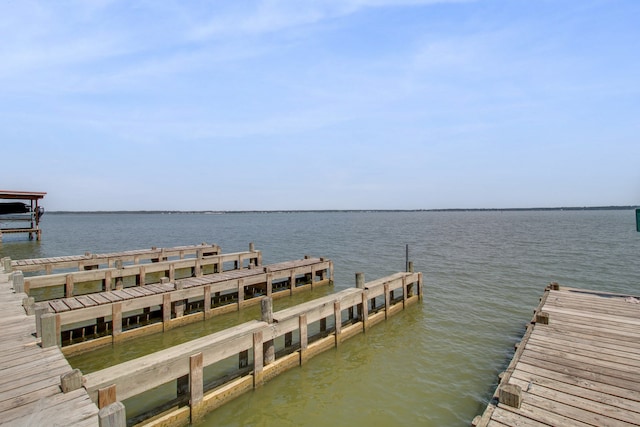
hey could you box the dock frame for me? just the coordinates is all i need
[0,190,47,241]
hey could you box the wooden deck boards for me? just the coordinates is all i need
[41,258,326,315]
[0,272,98,426]
[475,285,640,427]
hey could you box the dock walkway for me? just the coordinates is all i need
[474,284,640,427]
[0,270,98,426]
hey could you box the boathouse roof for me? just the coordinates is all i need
[0,190,47,200]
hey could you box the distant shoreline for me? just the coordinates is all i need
[47,206,638,214]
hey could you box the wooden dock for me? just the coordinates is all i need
[473,283,640,427]
[0,269,98,426]
[82,270,423,426]
[32,257,333,356]
[1,241,422,427]
[11,243,224,274]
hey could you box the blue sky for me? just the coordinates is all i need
[1,0,639,211]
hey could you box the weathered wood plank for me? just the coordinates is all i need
[476,285,640,427]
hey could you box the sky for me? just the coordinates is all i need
[1,0,639,211]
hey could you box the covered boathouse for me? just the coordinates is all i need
[0,190,47,241]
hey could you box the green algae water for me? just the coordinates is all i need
[1,210,639,426]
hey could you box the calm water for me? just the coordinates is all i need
[1,210,639,426]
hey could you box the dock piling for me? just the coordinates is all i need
[60,369,83,393]
[299,313,308,365]
[190,352,205,423]
[12,270,24,293]
[2,257,11,272]
[262,297,275,365]
[41,313,58,348]
[98,401,126,427]
[498,384,522,408]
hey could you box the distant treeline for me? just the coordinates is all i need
[47,206,638,214]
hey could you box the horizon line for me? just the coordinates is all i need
[46,205,639,214]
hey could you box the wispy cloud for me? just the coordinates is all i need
[188,0,472,39]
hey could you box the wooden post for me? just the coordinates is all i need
[310,266,316,289]
[190,352,204,424]
[262,297,275,365]
[289,271,296,295]
[249,242,255,252]
[98,384,117,409]
[403,275,408,307]
[536,311,550,325]
[356,272,364,289]
[115,260,124,290]
[238,279,245,307]
[203,285,212,318]
[253,331,264,388]
[61,369,83,393]
[22,296,34,315]
[299,313,308,365]
[104,270,112,292]
[98,401,126,427]
[139,265,146,286]
[499,384,522,408]
[406,244,409,272]
[384,283,390,319]
[35,305,50,337]
[2,257,11,272]
[261,297,273,324]
[65,274,74,298]
[41,313,58,348]
[266,272,273,297]
[361,291,369,332]
[112,303,122,338]
[163,294,171,327]
[194,258,202,277]
[12,270,24,293]
[334,300,342,347]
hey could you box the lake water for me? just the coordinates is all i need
[1,210,639,426]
